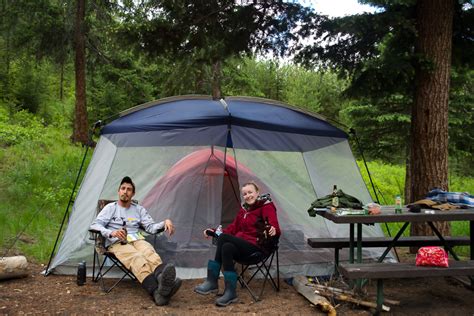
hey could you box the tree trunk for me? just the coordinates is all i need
[72,0,89,144]
[59,2,67,102]
[404,154,412,204]
[211,59,222,100]
[410,0,453,240]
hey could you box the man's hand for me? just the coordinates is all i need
[164,219,175,236]
[110,229,127,241]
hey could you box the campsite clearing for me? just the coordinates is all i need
[2,251,474,315]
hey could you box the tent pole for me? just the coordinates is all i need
[224,145,240,206]
[350,128,398,260]
[349,128,380,204]
[44,121,101,276]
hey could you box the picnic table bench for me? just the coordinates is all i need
[339,260,474,312]
[307,236,471,268]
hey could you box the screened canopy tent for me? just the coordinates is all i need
[46,95,387,279]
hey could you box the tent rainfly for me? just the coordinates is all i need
[46,95,387,279]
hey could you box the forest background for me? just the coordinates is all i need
[0,0,473,263]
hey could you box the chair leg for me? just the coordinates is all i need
[92,249,99,282]
[238,274,260,302]
[276,248,280,291]
[94,255,137,293]
[238,249,280,302]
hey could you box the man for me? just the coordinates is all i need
[90,176,181,306]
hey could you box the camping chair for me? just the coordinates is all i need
[88,199,163,293]
[236,243,280,302]
[88,200,137,293]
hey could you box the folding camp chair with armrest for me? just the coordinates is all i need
[88,199,163,293]
[236,243,279,302]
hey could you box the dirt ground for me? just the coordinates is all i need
[1,251,474,315]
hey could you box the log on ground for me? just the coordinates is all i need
[0,256,29,281]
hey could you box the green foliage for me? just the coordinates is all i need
[0,109,45,146]
[222,57,350,121]
[358,160,406,205]
[120,1,313,61]
[448,68,474,176]
[88,58,156,122]
[360,160,474,205]
[0,109,87,262]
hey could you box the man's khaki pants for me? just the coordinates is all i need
[108,240,163,282]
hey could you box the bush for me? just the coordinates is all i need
[0,120,88,262]
[0,109,45,146]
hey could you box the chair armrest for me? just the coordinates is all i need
[88,229,108,254]
[139,227,165,237]
[88,228,102,240]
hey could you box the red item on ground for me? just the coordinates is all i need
[415,246,449,268]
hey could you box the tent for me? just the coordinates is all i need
[46,95,386,279]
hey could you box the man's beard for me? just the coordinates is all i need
[120,194,130,202]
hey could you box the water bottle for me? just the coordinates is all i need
[395,195,402,214]
[77,261,86,286]
[212,225,222,245]
[215,225,223,237]
[332,185,339,208]
[120,220,128,244]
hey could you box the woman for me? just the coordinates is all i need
[194,182,281,306]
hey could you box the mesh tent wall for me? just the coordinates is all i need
[46,95,388,279]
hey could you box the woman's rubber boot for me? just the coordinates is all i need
[215,271,238,307]
[194,260,220,295]
[142,274,168,306]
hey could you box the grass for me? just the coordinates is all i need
[0,111,90,262]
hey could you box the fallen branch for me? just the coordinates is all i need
[310,283,400,306]
[293,275,337,315]
[315,289,390,312]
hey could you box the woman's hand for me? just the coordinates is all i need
[164,219,175,236]
[203,228,213,238]
[268,226,276,237]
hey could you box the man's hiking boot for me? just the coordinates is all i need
[156,263,176,297]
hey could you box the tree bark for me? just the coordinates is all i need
[410,0,453,239]
[72,0,89,144]
[404,149,412,204]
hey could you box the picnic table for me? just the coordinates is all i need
[310,206,474,312]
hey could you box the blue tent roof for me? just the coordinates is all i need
[101,96,348,151]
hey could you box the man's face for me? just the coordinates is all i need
[118,183,134,203]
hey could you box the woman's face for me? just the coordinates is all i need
[242,184,259,206]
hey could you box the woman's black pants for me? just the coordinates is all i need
[214,233,261,271]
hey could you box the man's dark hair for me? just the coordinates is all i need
[120,176,135,193]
